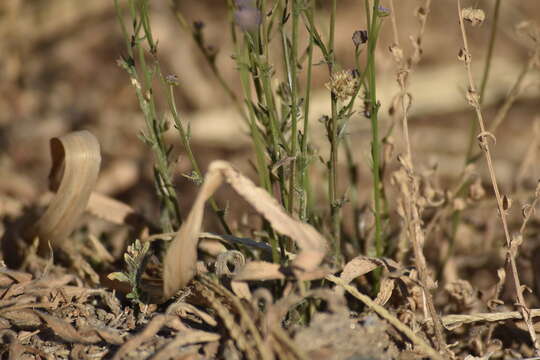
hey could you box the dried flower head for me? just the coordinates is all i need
[165,74,180,86]
[352,30,368,47]
[461,7,485,26]
[325,70,357,101]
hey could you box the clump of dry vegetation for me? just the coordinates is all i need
[1,0,540,359]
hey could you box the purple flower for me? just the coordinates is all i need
[377,5,390,17]
[234,0,261,32]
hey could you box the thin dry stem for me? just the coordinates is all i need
[515,119,540,191]
[442,308,540,330]
[490,52,539,134]
[389,0,446,352]
[456,0,539,353]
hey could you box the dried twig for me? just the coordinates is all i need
[442,308,540,330]
[388,0,447,352]
[456,0,539,353]
[490,52,539,134]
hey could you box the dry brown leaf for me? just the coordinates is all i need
[87,192,153,229]
[32,131,101,252]
[34,311,123,344]
[112,315,177,360]
[234,260,332,282]
[375,278,395,306]
[150,331,220,360]
[235,261,285,281]
[340,256,381,284]
[163,161,328,299]
[340,256,401,284]
[0,269,33,287]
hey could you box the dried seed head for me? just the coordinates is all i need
[325,70,357,101]
[352,30,368,47]
[397,69,409,88]
[389,43,404,63]
[415,6,427,19]
[522,204,535,219]
[502,195,512,213]
[458,48,471,63]
[461,7,485,27]
[466,87,479,107]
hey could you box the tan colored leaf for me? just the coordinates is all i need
[234,261,285,281]
[34,311,117,344]
[32,131,101,252]
[163,161,328,299]
[340,256,381,285]
[163,165,223,298]
[374,278,395,306]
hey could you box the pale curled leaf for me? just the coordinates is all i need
[234,260,332,281]
[163,161,328,299]
[33,131,101,251]
[340,256,380,284]
[235,261,285,281]
[340,256,401,285]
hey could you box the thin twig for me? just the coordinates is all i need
[490,53,539,134]
[456,0,539,353]
[442,308,540,330]
[388,0,446,352]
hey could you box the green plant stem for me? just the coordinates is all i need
[170,6,248,122]
[448,0,501,276]
[163,82,232,234]
[287,0,300,215]
[299,2,315,221]
[366,0,384,257]
[116,0,183,232]
[465,0,500,164]
[326,0,342,263]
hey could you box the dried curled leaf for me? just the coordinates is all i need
[33,131,101,252]
[163,161,328,299]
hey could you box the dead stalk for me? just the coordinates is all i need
[456,0,539,353]
[389,0,447,352]
[490,52,539,134]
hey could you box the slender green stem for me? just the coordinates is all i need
[170,5,248,122]
[366,0,384,257]
[116,0,183,231]
[300,2,315,221]
[465,0,500,164]
[326,0,342,263]
[163,81,232,234]
[287,0,300,215]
